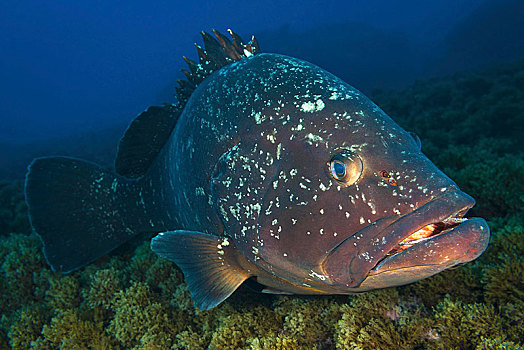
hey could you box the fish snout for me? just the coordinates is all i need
[321,190,489,291]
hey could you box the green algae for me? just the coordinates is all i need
[1,59,524,349]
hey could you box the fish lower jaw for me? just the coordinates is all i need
[357,215,489,291]
[370,215,489,277]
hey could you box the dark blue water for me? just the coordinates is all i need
[2,0,523,146]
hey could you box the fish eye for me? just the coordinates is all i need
[328,150,363,186]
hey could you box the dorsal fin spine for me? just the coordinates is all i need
[173,30,260,108]
[175,29,261,106]
[115,30,261,178]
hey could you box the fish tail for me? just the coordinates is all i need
[25,156,167,273]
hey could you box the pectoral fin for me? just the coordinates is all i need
[150,230,250,310]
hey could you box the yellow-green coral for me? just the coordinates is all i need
[483,254,524,307]
[34,309,119,349]
[274,296,341,346]
[175,328,208,350]
[0,233,45,313]
[7,305,48,350]
[108,281,183,349]
[206,303,282,349]
[399,265,483,307]
[247,336,301,350]
[433,297,508,349]
[476,337,524,350]
[334,289,434,350]
[45,275,81,311]
[84,268,122,309]
[481,225,524,264]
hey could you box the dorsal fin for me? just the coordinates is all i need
[175,29,261,105]
[115,105,179,178]
[115,30,261,178]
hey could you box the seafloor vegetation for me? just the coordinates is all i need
[1,59,523,349]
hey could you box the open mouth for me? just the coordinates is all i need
[323,190,490,288]
[369,207,490,279]
[384,215,468,257]
[370,199,478,274]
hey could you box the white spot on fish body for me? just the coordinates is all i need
[111,179,118,192]
[305,133,324,145]
[360,251,371,262]
[276,143,282,160]
[367,202,377,214]
[329,91,341,100]
[309,270,327,281]
[195,187,205,196]
[291,124,304,131]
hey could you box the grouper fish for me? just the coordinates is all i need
[25,30,490,310]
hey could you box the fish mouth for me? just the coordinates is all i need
[323,190,490,289]
[360,196,490,289]
[380,212,470,261]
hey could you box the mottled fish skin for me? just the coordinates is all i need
[151,53,489,295]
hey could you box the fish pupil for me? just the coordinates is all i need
[332,161,346,179]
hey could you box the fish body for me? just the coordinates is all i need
[25,31,490,310]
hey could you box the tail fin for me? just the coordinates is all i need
[25,156,163,273]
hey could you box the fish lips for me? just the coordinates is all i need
[360,217,489,289]
[322,190,490,289]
